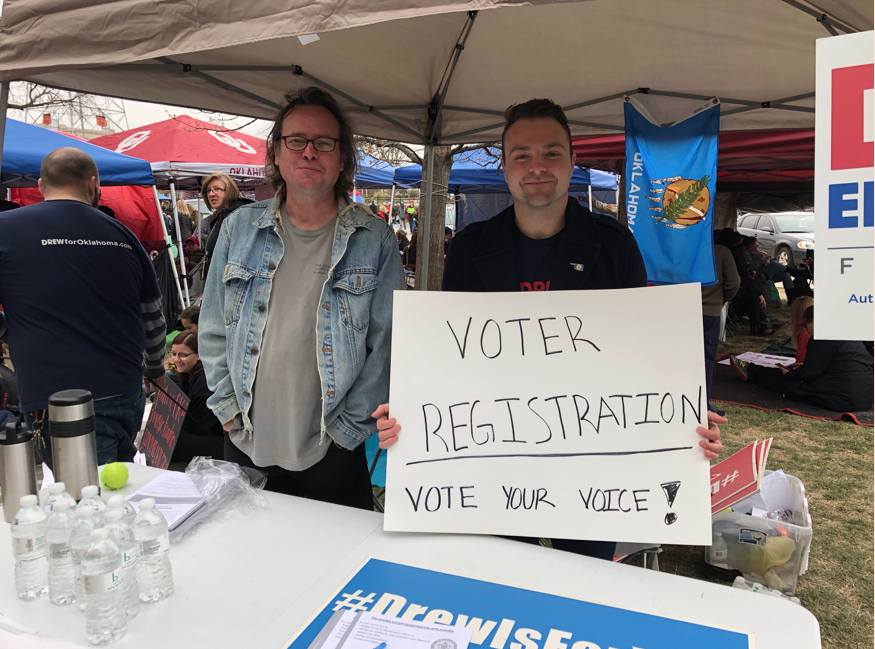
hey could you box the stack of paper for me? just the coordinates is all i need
[308,611,472,649]
[125,471,206,531]
[717,352,794,369]
[709,439,772,515]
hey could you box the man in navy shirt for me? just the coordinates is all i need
[0,148,166,467]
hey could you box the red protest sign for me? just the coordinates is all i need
[139,380,190,470]
[709,439,772,514]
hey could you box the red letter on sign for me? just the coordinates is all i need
[832,64,874,171]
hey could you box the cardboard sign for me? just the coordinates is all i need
[139,379,190,469]
[385,284,712,545]
[814,31,874,341]
[710,439,772,514]
[285,558,753,649]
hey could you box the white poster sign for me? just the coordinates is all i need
[814,31,874,341]
[385,284,712,545]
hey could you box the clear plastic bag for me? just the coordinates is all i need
[169,457,268,543]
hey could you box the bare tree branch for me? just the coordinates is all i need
[356,136,423,166]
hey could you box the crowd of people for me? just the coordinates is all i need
[3,80,869,567]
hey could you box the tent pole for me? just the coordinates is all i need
[168,181,191,306]
[419,142,435,290]
[388,182,396,227]
[0,81,9,173]
[588,185,593,212]
[196,192,203,243]
[152,186,186,311]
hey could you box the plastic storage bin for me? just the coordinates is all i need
[704,471,812,596]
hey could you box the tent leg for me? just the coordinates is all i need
[196,187,203,243]
[0,81,9,172]
[388,183,396,227]
[588,185,593,212]
[419,142,436,290]
[152,186,186,312]
[169,181,191,307]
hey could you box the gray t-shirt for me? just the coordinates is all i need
[233,208,337,471]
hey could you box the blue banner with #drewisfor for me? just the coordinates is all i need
[624,100,719,286]
[287,558,752,649]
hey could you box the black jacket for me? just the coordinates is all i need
[785,339,874,412]
[442,199,647,292]
[203,197,254,280]
[176,369,225,439]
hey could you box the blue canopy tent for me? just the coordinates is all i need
[355,153,396,189]
[393,159,618,231]
[1,118,155,187]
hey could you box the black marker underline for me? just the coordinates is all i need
[405,446,693,466]
[827,246,874,250]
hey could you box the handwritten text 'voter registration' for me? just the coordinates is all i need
[385,285,713,545]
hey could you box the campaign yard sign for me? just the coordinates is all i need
[385,284,712,545]
[285,558,753,649]
[814,31,874,341]
[139,380,189,469]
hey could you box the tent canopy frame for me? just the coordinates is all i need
[0,0,865,286]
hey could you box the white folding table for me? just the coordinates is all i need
[0,464,821,648]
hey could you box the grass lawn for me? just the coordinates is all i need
[655,299,874,649]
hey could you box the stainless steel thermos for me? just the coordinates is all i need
[0,416,39,523]
[48,389,99,501]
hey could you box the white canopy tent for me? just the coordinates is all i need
[0,0,871,285]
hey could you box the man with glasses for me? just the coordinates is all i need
[199,87,405,508]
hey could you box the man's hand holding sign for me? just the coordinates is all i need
[376,285,722,545]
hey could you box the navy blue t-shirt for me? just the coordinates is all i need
[512,222,562,291]
[0,200,161,411]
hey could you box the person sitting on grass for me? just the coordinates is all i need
[730,306,874,412]
[718,229,773,336]
[788,296,814,366]
[169,331,225,464]
[180,305,200,334]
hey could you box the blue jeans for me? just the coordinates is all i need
[762,262,794,291]
[29,389,145,470]
[703,315,721,402]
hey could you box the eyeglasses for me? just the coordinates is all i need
[279,136,340,152]
[206,187,226,195]
[170,351,194,359]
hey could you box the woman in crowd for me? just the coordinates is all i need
[173,199,195,243]
[168,331,225,464]
[201,173,253,280]
[788,296,814,366]
[395,230,409,255]
[730,306,874,412]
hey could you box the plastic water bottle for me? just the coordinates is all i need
[106,495,136,529]
[132,498,173,603]
[72,506,100,611]
[82,528,126,644]
[43,482,78,515]
[104,509,139,619]
[77,485,107,524]
[46,500,77,604]
[11,495,48,600]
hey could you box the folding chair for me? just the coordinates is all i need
[614,542,663,570]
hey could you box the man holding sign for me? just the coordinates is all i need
[375,99,723,559]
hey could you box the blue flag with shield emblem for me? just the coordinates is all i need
[624,101,719,286]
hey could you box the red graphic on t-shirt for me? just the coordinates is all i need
[520,281,551,291]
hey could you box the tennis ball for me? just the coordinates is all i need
[100,463,129,490]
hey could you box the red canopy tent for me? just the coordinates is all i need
[572,129,814,193]
[9,186,164,242]
[89,115,267,187]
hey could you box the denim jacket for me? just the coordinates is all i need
[199,194,405,450]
